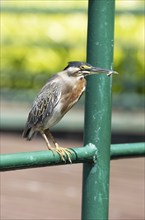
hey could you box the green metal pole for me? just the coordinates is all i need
[0,143,144,172]
[0,144,96,172]
[111,143,145,159]
[82,1,115,220]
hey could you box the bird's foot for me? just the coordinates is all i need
[55,144,73,163]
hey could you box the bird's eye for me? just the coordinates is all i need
[80,66,85,69]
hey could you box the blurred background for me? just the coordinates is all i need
[1,1,144,220]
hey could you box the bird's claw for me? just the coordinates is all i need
[55,146,73,163]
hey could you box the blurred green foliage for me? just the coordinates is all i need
[0,1,144,95]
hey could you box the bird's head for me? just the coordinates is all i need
[64,61,118,77]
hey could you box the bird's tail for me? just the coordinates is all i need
[22,126,36,141]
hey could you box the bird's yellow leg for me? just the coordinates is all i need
[46,130,73,163]
[40,130,55,153]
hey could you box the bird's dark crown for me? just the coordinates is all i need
[64,61,92,70]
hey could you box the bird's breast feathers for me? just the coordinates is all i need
[60,77,86,115]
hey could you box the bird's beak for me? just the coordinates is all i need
[90,67,118,76]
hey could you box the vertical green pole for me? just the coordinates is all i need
[82,1,115,220]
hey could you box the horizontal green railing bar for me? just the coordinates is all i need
[0,143,144,172]
[0,144,97,172]
[1,6,144,16]
[111,142,145,159]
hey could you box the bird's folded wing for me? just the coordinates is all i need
[26,81,61,127]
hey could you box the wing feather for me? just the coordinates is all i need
[23,77,61,138]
